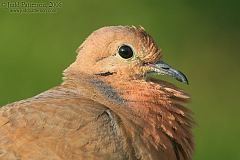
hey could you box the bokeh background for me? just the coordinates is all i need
[0,0,239,159]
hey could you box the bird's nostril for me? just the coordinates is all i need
[162,67,170,70]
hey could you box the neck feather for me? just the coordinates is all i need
[63,72,194,160]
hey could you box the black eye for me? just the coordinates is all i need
[118,45,134,59]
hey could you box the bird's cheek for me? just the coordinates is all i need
[119,63,143,78]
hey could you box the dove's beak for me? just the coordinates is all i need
[145,60,189,84]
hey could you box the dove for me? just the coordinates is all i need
[0,26,193,160]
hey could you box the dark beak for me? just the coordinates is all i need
[146,60,189,84]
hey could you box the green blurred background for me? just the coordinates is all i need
[0,0,239,159]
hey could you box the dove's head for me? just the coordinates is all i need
[64,26,193,160]
[66,26,188,84]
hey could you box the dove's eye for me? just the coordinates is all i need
[118,45,134,59]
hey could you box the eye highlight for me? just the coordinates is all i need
[118,45,134,59]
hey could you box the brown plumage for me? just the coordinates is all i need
[0,26,194,160]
